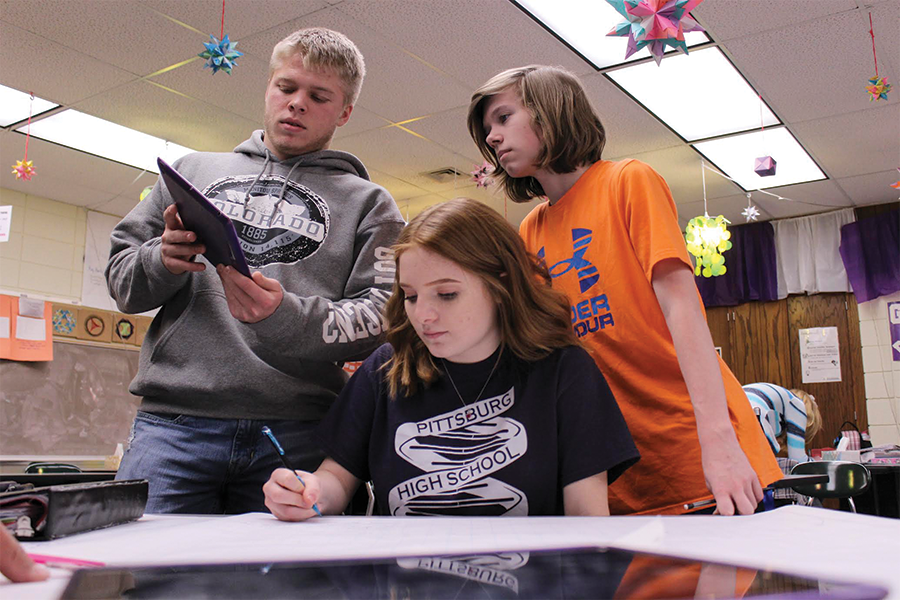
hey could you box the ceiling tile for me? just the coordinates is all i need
[722,6,899,123]
[625,147,738,205]
[0,0,205,75]
[73,80,259,152]
[137,0,329,42]
[792,103,900,179]
[334,0,595,89]
[367,168,433,205]
[402,107,483,163]
[332,127,476,194]
[0,22,135,106]
[837,170,900,207]
[694,0,857,41]
[0,132,155,217]
[237,8,472,122]
[149,54,270,124]
[747,179,853,219]
[333,106,392,140]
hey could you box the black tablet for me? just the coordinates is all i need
[60,546,887,600]
[157,158,251,277]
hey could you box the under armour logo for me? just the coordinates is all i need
[538,229,599,293]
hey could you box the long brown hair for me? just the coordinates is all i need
[384,198,578,398]
[467,65,606,203]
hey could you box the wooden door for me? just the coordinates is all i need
[729,299,792,386]
[705,306,733,367]
[786,293,866,450]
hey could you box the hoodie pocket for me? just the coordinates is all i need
[148,289,227,365]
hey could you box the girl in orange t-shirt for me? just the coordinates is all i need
[466,65,780,516]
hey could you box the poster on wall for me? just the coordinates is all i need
[799,326,842,383]
[81,211,122,312]
[0,206,11,243]
[82,210,157,317]
[889,302,900,362]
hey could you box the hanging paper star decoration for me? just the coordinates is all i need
[866,76,892,101]
[199,34,243,75]
[891,168,900,190]
[470,161,495,188]
[685,214,731,277]
[742,204,760,222]
[606,0,705,66]
[11,159,36,181]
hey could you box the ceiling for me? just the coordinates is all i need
[1,0,897,228]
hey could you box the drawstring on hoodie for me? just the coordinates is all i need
[240,150,302,220]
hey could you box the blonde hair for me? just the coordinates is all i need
[790,389,823,444]
[269,27,365,105]
[467,65,606,203]
[383,198,579,398]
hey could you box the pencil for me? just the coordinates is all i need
[683,498,717,511]
[261,426,322,517]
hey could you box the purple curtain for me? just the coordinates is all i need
[839,209,900,303]
[696,221,779,307]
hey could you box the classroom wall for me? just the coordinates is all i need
[0,187,87,302]
[859,290,900,446]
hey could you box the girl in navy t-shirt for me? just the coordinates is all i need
[263,198,638,518]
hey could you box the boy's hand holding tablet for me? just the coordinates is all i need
[158,158,283,323]
[160,203,207,275]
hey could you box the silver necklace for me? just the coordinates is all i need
[441,349,503,407]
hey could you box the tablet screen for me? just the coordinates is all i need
[60,547,887,600]
[157,158,251,277]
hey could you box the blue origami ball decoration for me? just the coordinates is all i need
[199,34,243,75]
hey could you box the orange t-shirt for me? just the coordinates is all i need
[518,159,780,515]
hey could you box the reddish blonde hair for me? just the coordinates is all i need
[384,198,578,397]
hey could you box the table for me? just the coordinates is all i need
[2,506,898,599]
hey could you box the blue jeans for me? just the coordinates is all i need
[116,411,324,514]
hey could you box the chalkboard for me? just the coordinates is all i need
[0,341,141,456]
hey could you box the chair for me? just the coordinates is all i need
[789,461,871,513]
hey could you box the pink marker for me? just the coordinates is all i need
[27,554,105,570]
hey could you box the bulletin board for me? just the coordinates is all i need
[0,340,141,456]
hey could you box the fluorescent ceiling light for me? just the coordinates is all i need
[693,127,826,190]
[514,0,708,69]
[0,85,59,127]
[607,47,779,141]
[16,109,194,173]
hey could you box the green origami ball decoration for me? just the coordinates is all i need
[684,214,732,278]
[140,186,153,201]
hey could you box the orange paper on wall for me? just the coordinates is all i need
[0,294,53,362]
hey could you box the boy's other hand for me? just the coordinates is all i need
[217,266,283,323]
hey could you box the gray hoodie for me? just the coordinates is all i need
[106,131,405,420]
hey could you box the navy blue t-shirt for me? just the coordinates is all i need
[316,343,639,516]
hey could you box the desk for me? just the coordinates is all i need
[852,464,900,519]
[2,506,898,599]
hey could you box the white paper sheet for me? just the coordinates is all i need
[5,508,899,600]
[15,316,46,341]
